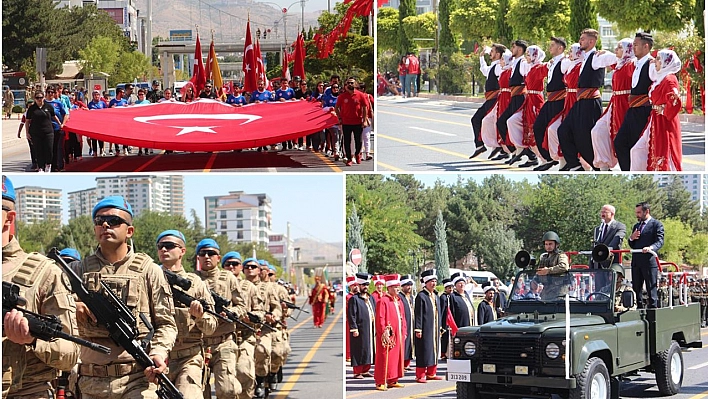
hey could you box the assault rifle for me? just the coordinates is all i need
[208,289,258,334]
[281,299,310,313]
[48,248,183,399]
[246,311,277,333]
[2,281,111,354]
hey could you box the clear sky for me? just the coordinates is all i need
[6,173,344,243]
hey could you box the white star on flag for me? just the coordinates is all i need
[172,126,219,135]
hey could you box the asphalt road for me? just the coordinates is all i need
[1,118,374,173]
[346,328,708,399]
[376,96,706,172]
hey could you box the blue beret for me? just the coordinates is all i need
[243,257,258,265]
[196,238,220,253]
[222,251,242,266]
[258,260,267,266]
[156,229,186,244]
[2,176,15,203]
[59,248,81,261]
[268,264,276,272]
[93,196,133,218]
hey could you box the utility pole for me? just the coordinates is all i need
[286,222,292,282]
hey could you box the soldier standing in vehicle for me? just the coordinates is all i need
[72,196,178,399]
[609,264,636,312]
[2,175,81,399]
[535,231,569,299]
[658,277,669,308]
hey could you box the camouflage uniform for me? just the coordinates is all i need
[536,251,569,299]
[2,237,81,399]
[270,283,293,380]
[197,268,247,399]
[166,269,218,398]
[657,280,669,308]
[614,284,637,312]
[253,279,283,395]
[235,277,265,399]
[73,249,177,399]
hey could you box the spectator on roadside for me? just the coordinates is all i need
[4,86,14,119]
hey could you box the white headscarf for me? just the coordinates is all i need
[502,50,514,70]
[569,43,583,65]
[527,45,546,66]
[649,49,681,96]
[615,38,635,69]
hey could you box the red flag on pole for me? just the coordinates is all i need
[243,20,258,93]
[293,33,306,80]
[446,306,459,338]
[254,38,270,90]
[190,34,207,94]
[205,39,213,84]
[282,51,291,81]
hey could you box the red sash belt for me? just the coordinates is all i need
[547,90,566,102]
[577,88,601,100]
[484,90,500,100]
[510,86,527,97]
[628,94,650,108]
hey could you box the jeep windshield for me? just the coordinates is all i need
[508,269,615,313]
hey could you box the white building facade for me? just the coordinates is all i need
[205,192,272,246]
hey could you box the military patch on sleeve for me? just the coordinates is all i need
[61,272,73,292]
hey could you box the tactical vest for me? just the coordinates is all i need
[198,269,232,299]
[631,60,652,95]
[578,52,605,88]
[173,272,208,342]
[77,253,152,339]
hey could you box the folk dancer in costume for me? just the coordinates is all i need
[630,49,682,171]
[558,29,615,171]
[533,37,571,171]
[509,45,547,168]
[397,275,415,371]
[470,44,506,159]
[497,40,529,166]
[374,274,407,391]
[349,273,376,379]
[309,274,329,328]
[614,32,655,170]
[484,50,515,161]
[591,39,636,170]
[414,269,443,383]
[544,43,583,169]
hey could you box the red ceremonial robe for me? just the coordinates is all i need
[497,69,512,146]
[346,292,353,361]
[309,282,329,327]
[602,63,634,143]
[522,64,548,146]
[647,74,682,171]
[374,292,406,386]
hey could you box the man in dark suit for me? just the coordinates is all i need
[592,204,627,270]
[628,202,664,308]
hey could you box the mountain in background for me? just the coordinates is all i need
[294,238,342,262]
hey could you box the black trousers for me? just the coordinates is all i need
[52,129,64,170]
[533,99,564,162]
[559,98,602,167]
[91,139,104,155]
[614,106,652,170]
[342,124,363,160]
[471,99,496,147]
[496,95,525,143]
[632,265,658,308]
[31,130,54,170]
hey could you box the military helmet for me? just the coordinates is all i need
[542,231,560,244]
[610,263,625,277]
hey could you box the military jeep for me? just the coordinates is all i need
[448,256,702,399]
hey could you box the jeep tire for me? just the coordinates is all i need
[655,340,683,395]
[456,382,481,399]
[569,357,610,399]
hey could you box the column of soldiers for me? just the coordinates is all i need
[1,175,294,399]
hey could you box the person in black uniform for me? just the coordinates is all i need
[613,32,655,171]
[397,275,415,371]
[348,272,376,379]
[469,43,506,159]
[477,286,497,325]
[414,269,443,383]
[449,272,475,328]
[628,202,664,308]
[25,90,63,172]
[558,28,614,171]
[497,40,529,164]
[439,278,453,360]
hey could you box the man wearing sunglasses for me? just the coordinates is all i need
[156,230,218,397]
[194,239,250,399]
[2,175,81,398]
[335,77,370,166]
[72,196,177,399]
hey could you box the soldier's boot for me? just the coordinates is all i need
[254,376,266,399]
[268,372,278,391]
[277,366,283,383]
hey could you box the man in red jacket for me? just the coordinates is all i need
[335,77,370,166]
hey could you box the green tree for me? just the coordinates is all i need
[568,0,598,42]
[450,0,498,44]
[112,51,153,86]
[376,7,400,53]
[79,36,122,77]
[662,176,701,230]
[52,216,98,259]
[401,13,437,49]
[696,0,705,38]
[659,218,692,265]
[398,0,416,54]
[347,206,368,273]
[476,222,523,279]
[507,0,570,45]
[434,210,451,279]
[495,0,513,44]
[438,0,459,55]
[15,219,61,254]
[685,233,708,268]
[595,0,695,33]
[437,52,471,94]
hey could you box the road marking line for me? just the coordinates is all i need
[378,134,514,168]
[134,154,163,172]
[688,388,708,399]
[379,110,470,127]
[314,151,343,172]
[92,155,124,171]
[688,361,708,370]
[287,315,314,334]
[376,161,405,171]
[381,102,476,118]
[202,152,218,172]
[346,385,455,398]
[272,308,343,399]
[409,126,457,136]
[684,157,705,166]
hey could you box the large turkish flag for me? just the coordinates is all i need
[63,100,338,151]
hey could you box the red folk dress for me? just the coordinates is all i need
[603,63,635,142]
[522,64,548,146]
[647,74,682,171]
[497,69,512,146]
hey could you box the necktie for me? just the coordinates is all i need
[600,223,608,242]
[639,221,646,232]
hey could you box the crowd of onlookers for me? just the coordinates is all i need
[14,74,374,171]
